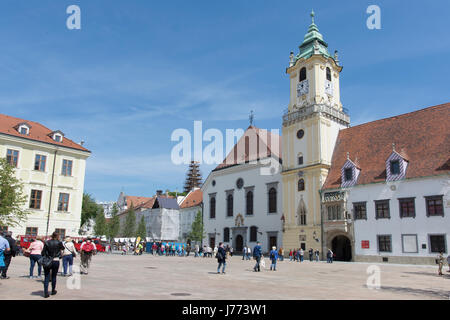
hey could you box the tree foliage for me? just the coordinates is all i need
[81,193,102,227]
[189,210,205,243]
[0,158,28,227]
[94,209,107,236]
[136,215,146,239]
[106,203,120,241]
[122,204,136,237]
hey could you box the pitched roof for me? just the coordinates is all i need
[126,196,155,210]
[323,103,450,190]
[180,188,203,209]
[214,126,282,171]
[153,196,179,210]
[0,113,89,152]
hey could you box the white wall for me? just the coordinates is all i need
[203,160,283,253]
[179,205,201,241]
[350,175,449,258]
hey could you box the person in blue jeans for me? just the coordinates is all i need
[269,246,278,271]
[62,237,76,276]
[216,242,226,274]
[253,242,262,272]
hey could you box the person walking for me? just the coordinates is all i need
[216,242,226,274]
[41,232,64,298]
[242,246,247,260]
[278,247,284,262]
[26,238,44,279]
[289,249,293,262]
[309,248,313,262]
[1,231,17,279]
[253,242,262,272]
[230,247,234,257]
[315,249,320,262]
[437,252,444,276]
[80,237,96,275]
[0,233,10,278]
[269,246,278,271]
[299,248,304,262]
[327,249,334,263]
[62,236,76,277]
[246,246,251,260]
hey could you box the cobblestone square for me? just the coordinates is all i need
[1,253,449,300]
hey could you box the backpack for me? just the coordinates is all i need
[83,242,94,253]
[270,251,275,260]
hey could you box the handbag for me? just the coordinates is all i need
[39,255,53,269]
[23,250,31,258]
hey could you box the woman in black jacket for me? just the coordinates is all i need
[216,242,227,274]
[41,232,64,298]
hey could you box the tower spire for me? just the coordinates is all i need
[311,9,315,24]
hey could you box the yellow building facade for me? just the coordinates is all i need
[281,12,350,256]
[0,115,90,238]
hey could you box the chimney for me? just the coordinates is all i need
[156,190,163,196]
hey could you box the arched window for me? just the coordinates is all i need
[246,191,254,215]
[326,67,332,81]
[224,227,230,242]
[209,197,216,219]
[227,194,233,217]
[268,188,277,213]
[300,212,307,225]
[299,67,307,82]
[298,179,305,191]
[250,226,258,242]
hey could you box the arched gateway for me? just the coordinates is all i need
[331,235,352,261]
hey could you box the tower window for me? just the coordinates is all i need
[299,67,307,82]
[268,188,277,213]
[326,67,332,81]
[298,156,303,165]
[298,179,305,192]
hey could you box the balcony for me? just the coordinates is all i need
[283,104,350,127]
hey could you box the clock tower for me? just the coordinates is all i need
[281,11,350,256]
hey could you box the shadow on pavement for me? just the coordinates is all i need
[31,291,44,297]
[404,271,450,279]
[372,286,449,300]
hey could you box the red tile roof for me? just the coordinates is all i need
[214,126,282,171]
[126,196,155,210]
[180,188,203,209]
[323,103,450,190]
[0,113,89,152]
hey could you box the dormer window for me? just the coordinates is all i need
[344,168,353,181]
[16,123,31,135]
[390,160,400,175]
[50,131,65,143]
[386,149,408,181]
[341,157,360,188]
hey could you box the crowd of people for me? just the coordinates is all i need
[2,230,449,298]
[0,231,97,298]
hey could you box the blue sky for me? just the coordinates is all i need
[0,1,449,202]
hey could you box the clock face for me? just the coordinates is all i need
[297,80,309,97]
[325,80,333,96]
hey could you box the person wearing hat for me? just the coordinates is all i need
[269,246,278,271]
[62,236,76,276]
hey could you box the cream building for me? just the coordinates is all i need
[0,114,91,238]
[281,11,350,255]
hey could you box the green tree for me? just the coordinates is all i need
[0,158,28,227]
[81,193,101,227]
[188,210,205,243]
[94,209,107,236]
[136,215,146,239]
[122,204,136,237]
[106,203,120,242]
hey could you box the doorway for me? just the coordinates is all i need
[235,235,244,252]
[331,235,352,261]
[269,236,277,251]
[209,237,215,249]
